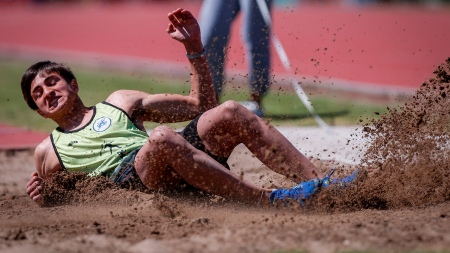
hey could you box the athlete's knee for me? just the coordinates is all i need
[220,100,257,122]
[219,100,251,120]
[147,126,177,146]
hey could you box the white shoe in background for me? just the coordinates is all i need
[239,101,264,118]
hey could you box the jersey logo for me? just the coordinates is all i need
[100,141,121,156]
[93,117,112,132]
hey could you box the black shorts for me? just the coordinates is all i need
[179,114,230,170]
[111,115,230,190]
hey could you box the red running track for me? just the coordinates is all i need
[0,124,48,150]
[0,2,449,89]
[0,1,449,149]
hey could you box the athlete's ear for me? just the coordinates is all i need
[69,79,79,93]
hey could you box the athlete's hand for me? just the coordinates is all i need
[166,8,203,54]
[26,172,44,206]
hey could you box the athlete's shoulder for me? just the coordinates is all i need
[35,136,52,155]
[105,90,148,115]
[106,90,147,104]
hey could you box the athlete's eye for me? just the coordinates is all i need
[43,75,60,87]
[32,88,43,99]
[48,77,58,86]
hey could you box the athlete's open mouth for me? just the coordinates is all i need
[49,97,60,110]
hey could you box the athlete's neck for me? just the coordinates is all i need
[54,98,93,132]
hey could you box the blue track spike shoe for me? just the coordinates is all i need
[321,168,359,188]
[269,178,321,205]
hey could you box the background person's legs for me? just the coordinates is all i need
[239,0,272,106]
[196,101,324,181]
[198,0,239,99]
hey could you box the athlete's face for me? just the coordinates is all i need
[30,72,79,119]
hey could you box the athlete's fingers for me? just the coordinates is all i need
[26,180,41,195]
[27,175,38,184]
[29,185,42,198]
[26,175,40,192]
[28,172,39,182]
[28,185,43,206]
[168,10,181,26]
[168,8,194,27]
[180,9,194,21]
[166,23,175,34]
[32,192,43,205]
[27,174,41,185]
[171,8,183,19]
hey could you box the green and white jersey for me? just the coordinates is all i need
[51,101,148,177]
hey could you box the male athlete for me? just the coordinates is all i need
[24,8,355,207]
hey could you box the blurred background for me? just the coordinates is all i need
[3,0,450,5]
[0,0,449,132]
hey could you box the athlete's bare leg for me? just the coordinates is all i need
[134,126,272,205]
[134,101,323,205]
[196,100,324,181]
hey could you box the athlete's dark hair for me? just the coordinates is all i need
[21,61,76,110]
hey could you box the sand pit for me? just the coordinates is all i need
[1,60,450,252]
[0,148,449,253]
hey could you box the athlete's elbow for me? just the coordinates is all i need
[200,98,218,112]
[198,104,215,114]
[190,99,216,113]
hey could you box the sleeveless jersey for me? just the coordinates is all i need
[51,101,148,177]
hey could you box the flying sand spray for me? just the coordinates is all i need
[255,0,330,132]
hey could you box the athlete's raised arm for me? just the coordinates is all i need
[107,8,216,125]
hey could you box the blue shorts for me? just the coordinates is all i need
[110,148,147,191]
